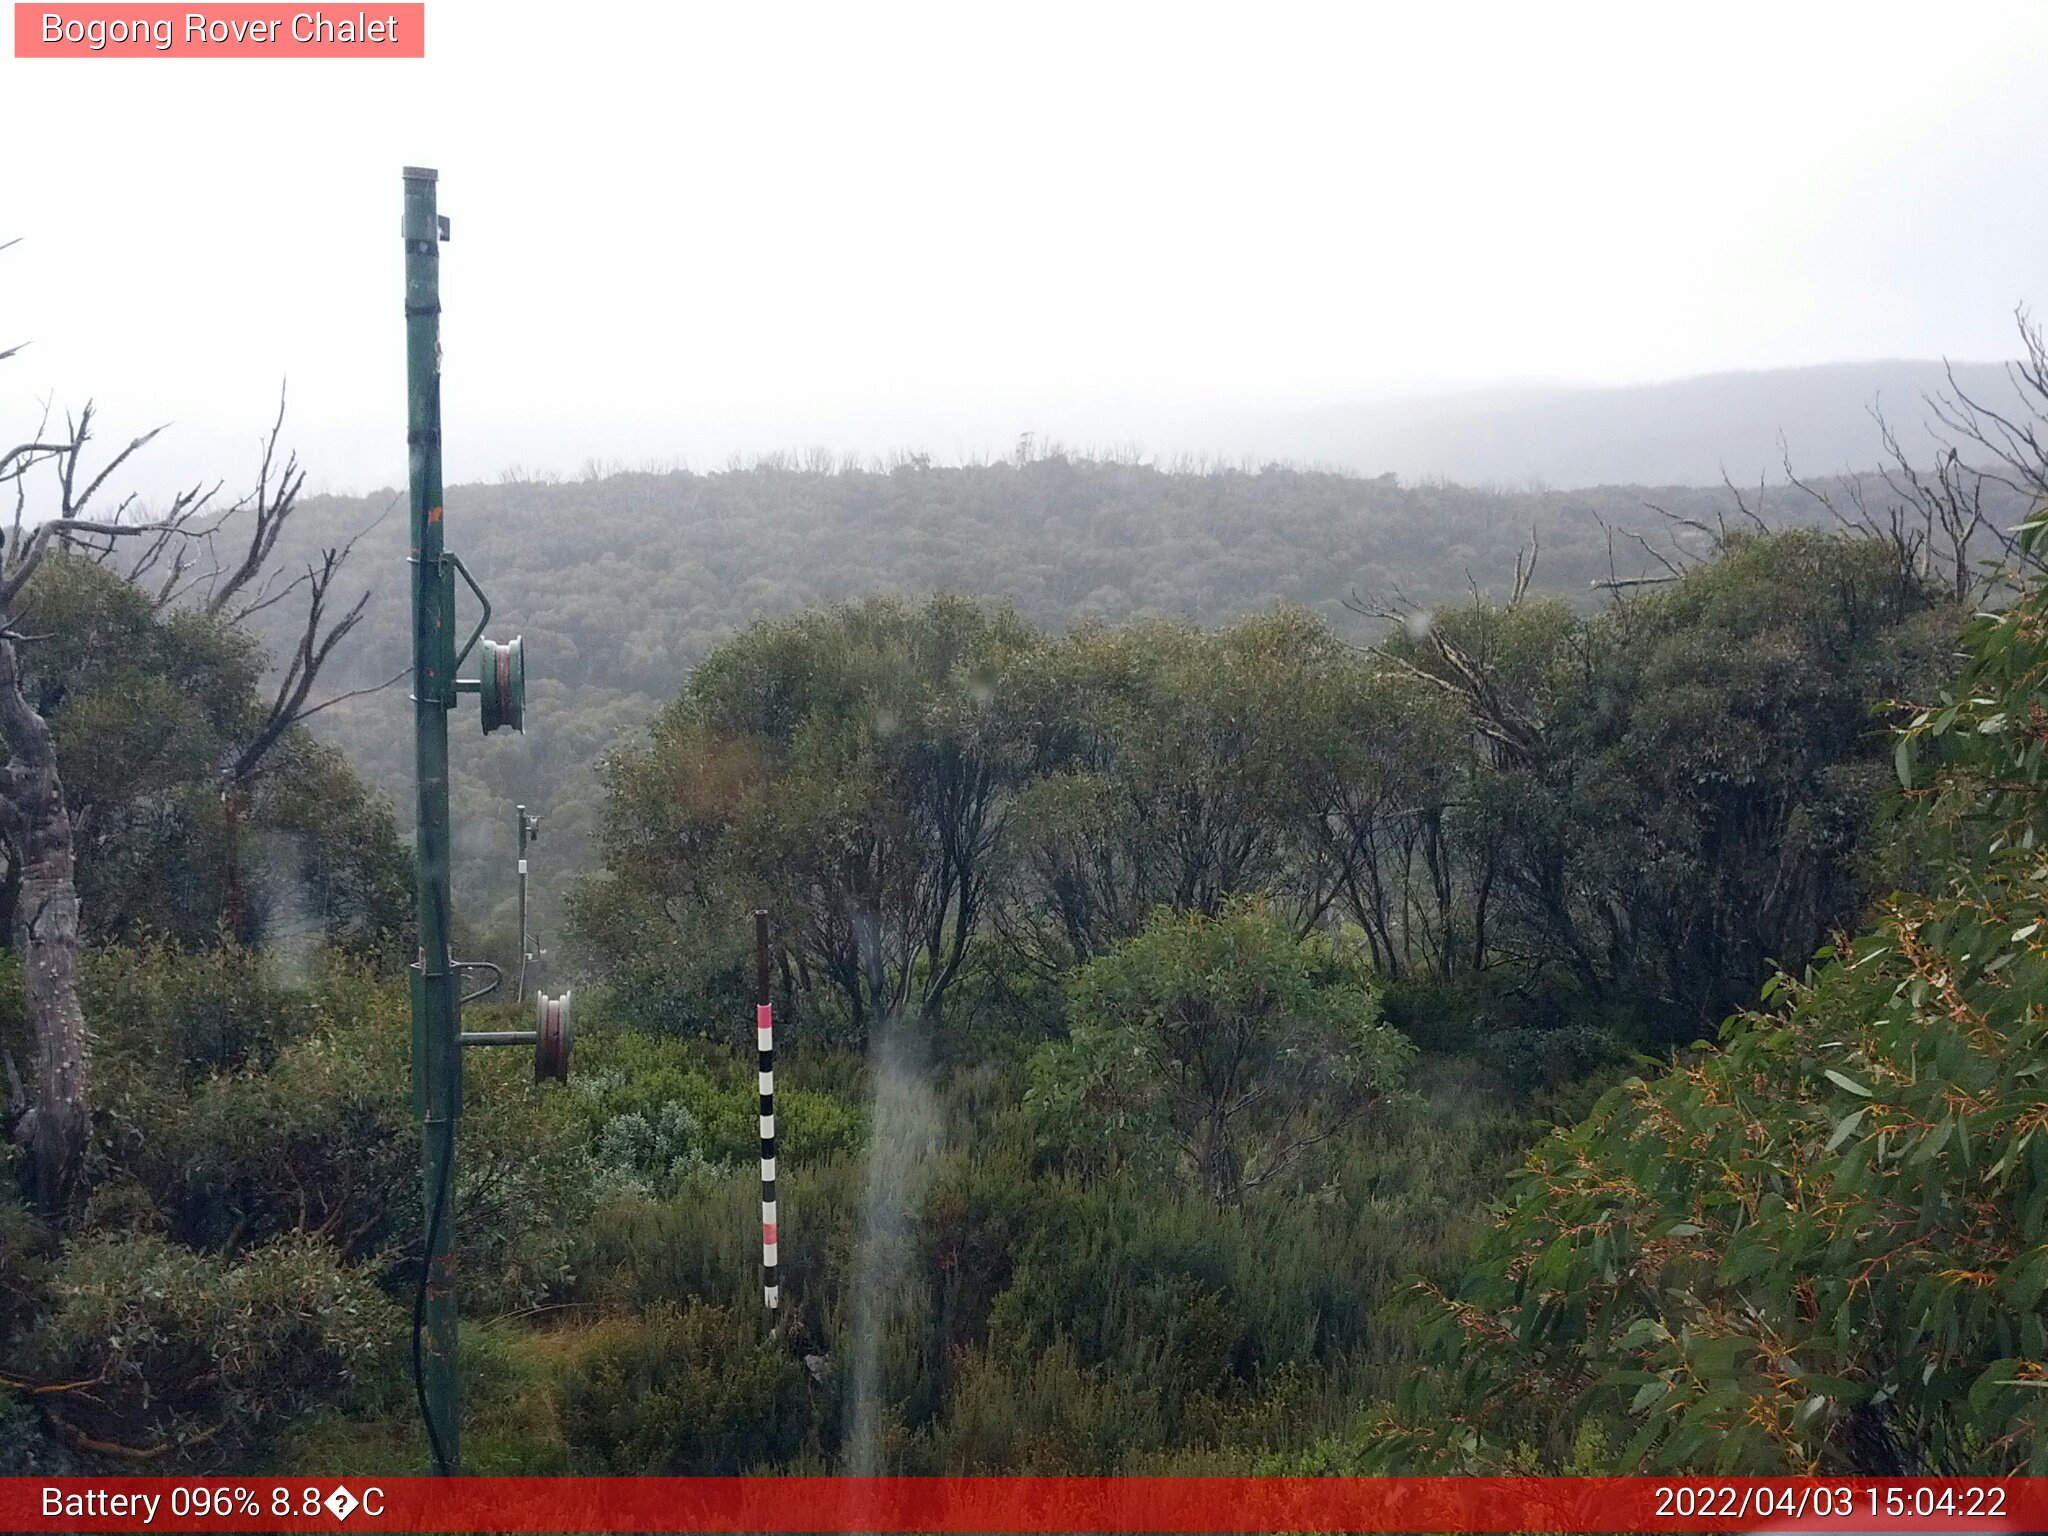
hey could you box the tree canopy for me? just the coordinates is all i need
[1028,903,1412,1204]
[1362,523,2048,1475]
[575,527,1957,1058]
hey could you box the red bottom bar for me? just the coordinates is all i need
[6,1476,2045,1533]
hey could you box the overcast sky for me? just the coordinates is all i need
[4,0,2047,496]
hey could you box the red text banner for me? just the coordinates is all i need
[4,1476,2047,1533]
[14,4,424,57]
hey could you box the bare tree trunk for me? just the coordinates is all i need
[0,637,88,1218]
[0,835,20,950]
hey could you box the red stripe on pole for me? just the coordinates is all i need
[5,1477,2044,1532]
[755,944,778,1310]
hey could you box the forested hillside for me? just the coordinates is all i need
[252,455,1988,957]
[7,348,2048,1476]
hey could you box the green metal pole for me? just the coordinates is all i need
[403,165,461,1474]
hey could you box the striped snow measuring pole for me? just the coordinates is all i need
[756,910,779,1312]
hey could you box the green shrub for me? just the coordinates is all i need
[933,1337,1161,1471]
[82,941,325,1077]
[0,1391,76,1474]
[0,1194,55,1348]
[557,1301,810,1472]
[117,1009,415,1260]
[277,1317,579,1475]
[16,1232,395,1463]
[1380,970,1632,1081]
[81,947,585,1313]
[1028,902,1412,1201]
[570,1030,860,1195]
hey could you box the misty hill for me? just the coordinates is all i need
[1197,360,2025,487]
[250,454,1988,953]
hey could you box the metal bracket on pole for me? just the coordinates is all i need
[453,959,502,1007]
[445,553,492,671]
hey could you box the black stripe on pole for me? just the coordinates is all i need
[757,908,778,1313]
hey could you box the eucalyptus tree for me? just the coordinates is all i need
[578,595,1044,1039]
[1287,664,1476,980]
[0,268,385,1212]
[18,552,407,960]
[994,609,1348,973]
[1361,528,1954,1039]
[79,390,390,934]
[0,387,196,1213]
[1547,530,1951,1031]
[1027,902,1412,1204]
[1368,522,2048,1475]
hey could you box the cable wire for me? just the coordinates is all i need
[411,1105,456,1476]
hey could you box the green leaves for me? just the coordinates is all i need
[579,596,1045,1038]
[22,552,409,958]
[1029,903,1410,1203]
[1364,539,2048,1476]
[17,1229,397,1459]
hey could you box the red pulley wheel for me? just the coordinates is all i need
[535,990,571,1081]
[480,635,525,735]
